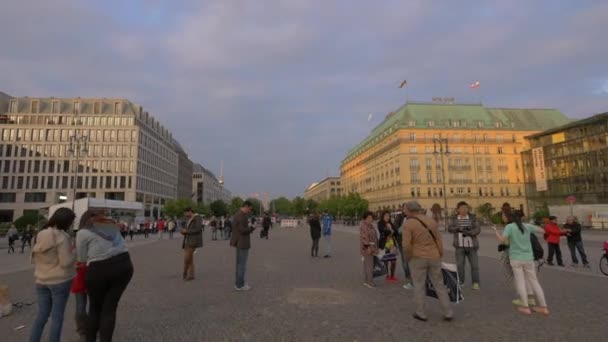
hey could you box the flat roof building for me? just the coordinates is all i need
[304,177,342,202]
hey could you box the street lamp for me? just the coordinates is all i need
[68,133,89,211]
[433,136,450,230]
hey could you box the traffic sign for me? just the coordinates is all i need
[567,195,576,204]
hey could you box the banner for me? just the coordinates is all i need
[532,147,548,192]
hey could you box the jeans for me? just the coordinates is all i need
[75,293,88,335]
[235,248,250,288]
[311,238,320,257]
[323,235,332,256]
[158,230,164,240]
[510,260,547,307]
[547,243,563,265]
[395,243,412,283]
[363,255,374,285]
[410,258,452,318]
[455,248,480,285]
[85,253,133,342]
[567,241,589,265]
[30,279,72,342]
[212,228,218,240]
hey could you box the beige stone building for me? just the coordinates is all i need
[192,163,231,205]
[304,177,342,202]
[340,102,571,216]
[0,92,193,222]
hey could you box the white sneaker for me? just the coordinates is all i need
[235,284,251,291]
[363,283,377,289]
[403,283,414,290]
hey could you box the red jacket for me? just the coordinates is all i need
[544,223,564,244]
[71,263,87,293]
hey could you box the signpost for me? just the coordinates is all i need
[567,195,576,216]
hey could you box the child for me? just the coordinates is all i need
[381,231,398,282]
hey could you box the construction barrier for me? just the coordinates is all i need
[280,219,299,228]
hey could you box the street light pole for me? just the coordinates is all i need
[433,136,450,230]
[68,132,89,211]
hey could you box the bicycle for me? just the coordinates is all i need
[600,240,608,276]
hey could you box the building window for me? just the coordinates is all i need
[31,100,39,113]
[9,100,17,113]
[24,192,46,203]
[74,101,81,114]
[0,193,16,203]
[114,102,122,114]
[496,134,504,143]
[409,133,416,142]
[409,120,416,127]
[94,102,101,114]
[411,173,420,184]
[477,121,484,128]
[427,120,435,127]
[497,147,504,154]
[426,172,433,183]
[409,146,417,154]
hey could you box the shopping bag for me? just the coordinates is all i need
[372,256,387,278]
[425,262,463,303]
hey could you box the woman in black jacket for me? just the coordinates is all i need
[309,212,322,257]
[378,211,398,281]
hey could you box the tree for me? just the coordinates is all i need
[269,197,293,216]
[14,212,46,230]
[229,197,244,215]
[476,203,494,223]
[195,202,211,217]
[245,198,263,216]
[163,198,197,218]
[291,196,307,217]
[209,200,228,217]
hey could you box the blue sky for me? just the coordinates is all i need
[2,0,607,198]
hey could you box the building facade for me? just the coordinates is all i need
[304,177,342,202]
[0,93,189,222]
[522,112,608,211]
[192,163,231,205]
[340,102,571,215]
[173,139,194,200]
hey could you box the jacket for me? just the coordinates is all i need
[360,221,379,256]
[322,215,333,236]
[377,219,395,250]
[183,214,203,248]
[564,222,582,243]
[262,216,272,229]
[309,216,322,239]
[447,214,481,249]
[544,223,564,244]
[231,210,254,249]
[31,227,76,285]
[76,218,128,264]
[402,214,443,261]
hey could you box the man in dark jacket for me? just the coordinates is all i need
[563,216,589,267]
[261,213,272,239]
[447,201,481,290]
[231,201,254,291]
[181,207,203,281]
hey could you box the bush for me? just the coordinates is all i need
[490,212,503,225]
[13,213,45,230]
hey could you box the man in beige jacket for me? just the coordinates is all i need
[402,201,453,322]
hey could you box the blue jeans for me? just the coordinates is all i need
[323,235,332,256]
[396,244,412,282]
[235,248,249,288]
[30,279,72,342]
[568,241,589,265]
[455,248,480,284]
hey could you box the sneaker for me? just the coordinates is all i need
[363,283,377,289]
[532,306,550,316]
[323,255,332,258]
[403,283,414,290]
[517,307,532,315]
[528,297,537,306]
[234,285,251,291]
[512,299,526,307]
[472,283,480,290]
[583,263,591,268]
[412,313,428,322]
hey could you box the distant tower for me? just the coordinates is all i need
[219,160,224,187]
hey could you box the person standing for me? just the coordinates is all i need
[402,201,453,322]
[167,218,176,240]
[261,213,271,239]
[360,211,379,288]
[181,208,203,281]
[309,212,322,257]
[447,201,481,290]
[77,209,133,342]
[157,218,166,240]
[210,217,218,241]
[224,217,232,240]
[29,208,76,342]
[494,211,549,315]
[230,201,254,291]
[378,211,397,282]
[128,223,135,241]
[545,216,565,266]
[7,224,18,254]
[143,221,150,239]
[21,224,34,253]
[393,205,413,289]
[322,210,333,258]
[563,216,589,268]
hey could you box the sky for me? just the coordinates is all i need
[1,0,607,199]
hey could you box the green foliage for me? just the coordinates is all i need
[163,198,198,218]
[317,193,368,218]
[291,197,307,217]
[490,212,503,225]
[209,200,228,217]
[229,197,244,214]
[476,203,494,221]
[195,203,211,217]
[0,222,12,237]
[532,204,550,225]
[269,197,293,215]
[245,198,263,216]
[14,212,45,230]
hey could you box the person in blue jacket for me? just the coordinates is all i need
[322,210,333,258]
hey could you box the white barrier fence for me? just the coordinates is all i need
[280,219,300,228]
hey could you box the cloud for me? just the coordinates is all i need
[1,0,607,198]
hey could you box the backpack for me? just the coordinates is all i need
[530,234,544,260]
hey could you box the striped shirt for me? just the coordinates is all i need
[456,215,474,248]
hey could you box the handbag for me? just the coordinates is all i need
[372,256,388,278]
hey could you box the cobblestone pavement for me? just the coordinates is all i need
[1,226,606,342]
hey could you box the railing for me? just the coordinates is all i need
[498,166,509,171]
[448,165,472,171]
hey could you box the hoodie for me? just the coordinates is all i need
[31,228,76,285]
[322,214,333,236]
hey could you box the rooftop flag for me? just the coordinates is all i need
[399,80,408,88]
[470,81,480,89]
[368,113,374,122]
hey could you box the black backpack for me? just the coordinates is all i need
[530,234,544,260]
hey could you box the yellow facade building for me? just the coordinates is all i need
[340,102,570,216]
[304,177,342,202]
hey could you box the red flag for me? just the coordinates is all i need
[470,81,480,89]
[399,80,407,88]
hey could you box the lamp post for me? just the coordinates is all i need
[433,136,450,230]
[68,133,89,211]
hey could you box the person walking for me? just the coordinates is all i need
[157,218,166,240]
[393,205,414,289]
[230,201,254,291]
[210,217,218,241]
[143,221,150,239]
[309,212,322,257]
[21,224,34,253]
[7,224,18,254]
[563,216,589,268]
[378,211,398,282]
[167,218,176,240]
[224,217,232,240]
[181,208,203,281]
[322,210,333,258]
[494,211,549,315]
[360,211,379,288]
[447,201,481,290]
[77,209,134,342]
[128,223,135,241]
[402,201,453,322]
[29,208,76,342]
[544,216,565,266]
[261,213,271,239]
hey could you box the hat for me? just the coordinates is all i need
[404,201,423,212]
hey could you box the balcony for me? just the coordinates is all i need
[448,165,472,172]
[498,166,509,171]
[498,179,510,184]
[448,179,474,184]
[409,165,421,171]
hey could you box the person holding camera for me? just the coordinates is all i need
[448,201,481,290]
